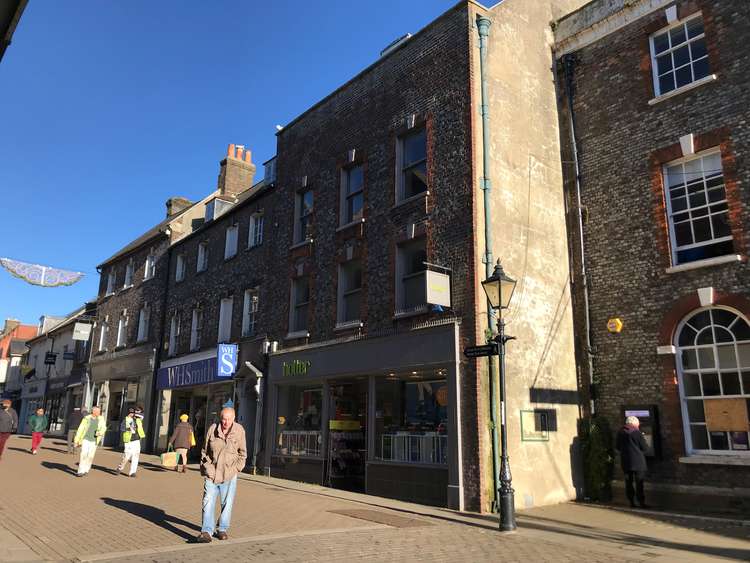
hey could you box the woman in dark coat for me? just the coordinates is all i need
[616,415,650,508]
[168,414,195,473]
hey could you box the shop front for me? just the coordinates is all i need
[264,321,463,509]
[19,378,46,434]
[154,345,238,458]
[44,376,69,435]
[89,348,155,447]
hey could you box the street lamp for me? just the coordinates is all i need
[481,259,517,532]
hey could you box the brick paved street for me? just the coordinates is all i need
[0,435,748,562]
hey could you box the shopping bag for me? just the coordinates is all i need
[161,445,178,468]
[190,432,196,447]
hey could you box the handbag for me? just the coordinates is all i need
[190,432,196,447]
[160,444,179,468]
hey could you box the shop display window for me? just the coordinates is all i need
[375,374,448,465]
[275,386,323,457]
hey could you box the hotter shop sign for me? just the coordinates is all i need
[156,345,237,390]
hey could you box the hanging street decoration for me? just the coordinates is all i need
[0,257,85,287]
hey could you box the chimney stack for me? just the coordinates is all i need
[165,196,193,218]
[218,144,256,198]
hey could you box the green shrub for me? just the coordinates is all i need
[578,416,614,501]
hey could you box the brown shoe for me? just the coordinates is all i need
[195,532,212,543]
[216,531,228,540]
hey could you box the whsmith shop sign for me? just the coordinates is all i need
[156,344,237,390]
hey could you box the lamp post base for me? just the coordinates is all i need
[499,488,516,531]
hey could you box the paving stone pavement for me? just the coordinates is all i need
[0,435,748,563]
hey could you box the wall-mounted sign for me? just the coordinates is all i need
[72,322,92,341]
[426,270,451,308]
[607,318,623,333]
[63,352,76,361]
[520,409,551,442]
[217,343,238,378]
[44,352,57,365]
[464,344,498,358]
[157,350,235,390]
[282,360,312,377]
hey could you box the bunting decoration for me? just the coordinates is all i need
[0,257,85,287]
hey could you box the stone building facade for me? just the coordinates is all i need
[554,0,750,512]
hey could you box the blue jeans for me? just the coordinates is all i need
[201,476,237,534]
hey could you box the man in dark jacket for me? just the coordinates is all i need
[616,415,650,508]
[0,399,19,460]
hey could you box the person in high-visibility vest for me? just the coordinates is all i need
[116,406,145,477]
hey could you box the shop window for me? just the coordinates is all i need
[396,238,427,314]
[650,14,710,97]
[676,307,750,454]
[397,127,427,201]
[337,260,362,324]
[242,288,259,337]
[294,189,314,244]
[340,164,364,225]
[375,373,448,464]
[190,308,203,351]
[664,151,732,265]
[218,297,233,343]
[275,386,323,457]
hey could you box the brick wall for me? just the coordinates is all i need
[557,0,750,489]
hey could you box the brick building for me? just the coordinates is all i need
[554,0,750,512]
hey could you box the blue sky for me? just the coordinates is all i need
[0,0,457,325]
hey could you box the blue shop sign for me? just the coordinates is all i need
[156,345,237,390]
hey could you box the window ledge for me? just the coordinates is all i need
[334,320,363,332]
[120,285,133,292]
[392,191,429,211]
[196,268,207,275]
[648,74,718,105]
[290,238,314,251]
[285,330,310,340]
[665,254,744,274]
[394,306,429,320]
[224,254,237,262]
[336,218,366,233]
[679,455,750,466]
[114,345,126,351]
[246,243,262,251]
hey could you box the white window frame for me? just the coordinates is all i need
[175,254,186,282]
[116,312,127,348]
[197,242,209,272]
[248,213,264,248]
[294,189,314,244]
[675,306,750,456]
[136,305,150,343]
[395,238,427,314]
[218,297,234,343]
[190,308,203,352]
[649,13,710,97]
[106,271,115,295]
[144,254,156,280]
[98,321,109,352]
[337,260,362,325]
[225,225,239,259]
[242,288,259,337]
[289,276,310,334]
[396,127,428,202]
[168,313,180,357]
[663,149,732,266]
[340,165,364,226]
[124,259,134,288]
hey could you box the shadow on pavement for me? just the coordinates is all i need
[7,447,31,454]
[41,461,77,475]
[515,512,750,561]
[101,498,200,541]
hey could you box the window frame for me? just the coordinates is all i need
[662,148,732,266]
[105,271,115,296]
[168,313,180,357]
[218,297,234,343]
[190,308,203,352]
[649,13,710,98]
[144,254,156,280]
[337,259,362,325]
[340,164,364,226]
[136,305,150,343]
[294,189,314,244]
[395,237,428,314]
[289,276,310,334]
[116,312,127,348]
[248,213,264,248]
[197,242,209,273]
[175,253,186,282]
[98,321,109,352]
[396,127,428,203]
[124,259,134,288]
[225,224,239,259]
[242,288,259,337]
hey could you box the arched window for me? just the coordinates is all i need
[676,307,750,454]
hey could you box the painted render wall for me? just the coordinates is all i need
[468,0,589,509]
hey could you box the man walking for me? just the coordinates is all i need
[0,399,19,460]
[195,407,246,543]
[74,406,106,477]
[616,415,650,509]
[67,407,86,454]
[116,406,145,477]
[27,407,49,454]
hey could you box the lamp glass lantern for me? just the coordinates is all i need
[481,260,517,310]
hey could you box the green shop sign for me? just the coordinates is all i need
[282,360,312,377]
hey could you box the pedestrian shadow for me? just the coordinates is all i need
[7,447,31,453]
[100,498,200,541]
[41,461,77,475]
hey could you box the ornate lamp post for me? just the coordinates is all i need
[481,259,517,532]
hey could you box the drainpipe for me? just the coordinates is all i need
[477,14,501,510]
[562,54,595,416]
